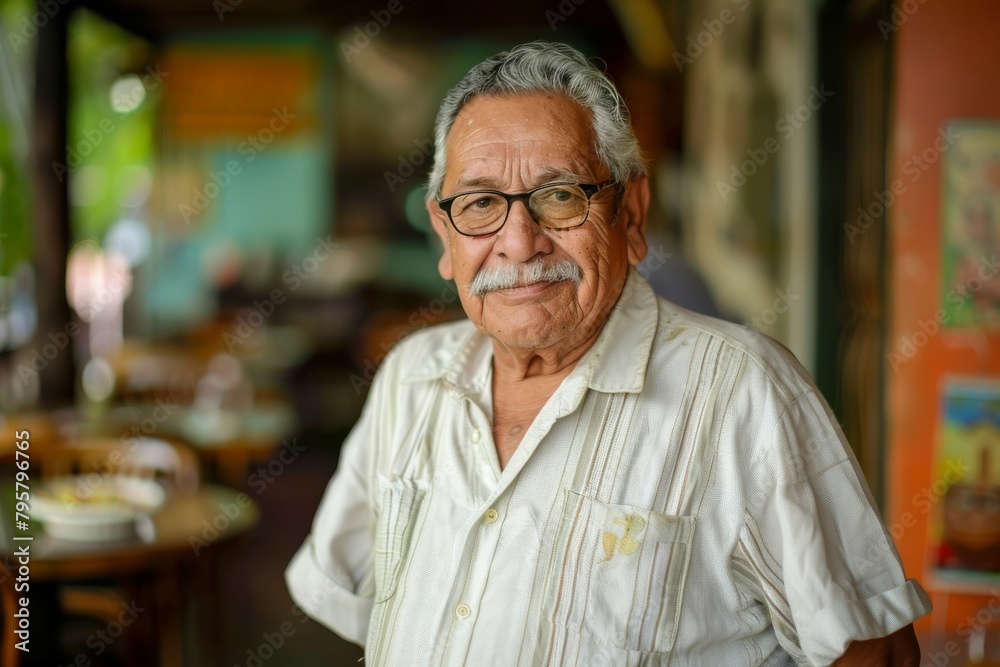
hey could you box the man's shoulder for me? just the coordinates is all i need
[392,317,479,357]
[377,317,480,383]
[652,298,812,402]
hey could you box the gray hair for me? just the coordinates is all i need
[425,41,647,200]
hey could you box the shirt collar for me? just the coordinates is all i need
[575,265,659,394]
[401,266,659,396]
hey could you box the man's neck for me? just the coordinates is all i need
[488,324,604,470]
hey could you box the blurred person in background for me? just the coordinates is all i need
[641,154,720,318]
[287,41,930,665]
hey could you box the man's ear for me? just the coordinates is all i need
[620,176,650,266]
[426,198,454,280]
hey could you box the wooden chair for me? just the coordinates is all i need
[35,436,201,666]
[0,409,79,460]
[0,554,20,667]
[106,341,216,405]
[37,436,200,495]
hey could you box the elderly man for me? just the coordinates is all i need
[286,41,931,665]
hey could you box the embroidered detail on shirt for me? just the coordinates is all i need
[601,513,645,562]
[663,325,683,342]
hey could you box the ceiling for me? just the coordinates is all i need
[77,0,630,44]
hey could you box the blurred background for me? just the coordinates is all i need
[0,0,999,664]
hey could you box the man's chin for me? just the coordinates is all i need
[481,314,568,350]
[486,329,560,350]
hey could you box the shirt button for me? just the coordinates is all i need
[456,604,472,619]
[472,429,481,443]
[484,508,499,523]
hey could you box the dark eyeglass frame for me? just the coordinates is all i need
[436,180,617,238]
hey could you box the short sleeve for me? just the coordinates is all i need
[284,371,384,645]
[740,389,932,666]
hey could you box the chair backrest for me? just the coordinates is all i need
[108,342,214,404]
[0,410,78,457]
[38,437,200,494]
[0,557,19,667]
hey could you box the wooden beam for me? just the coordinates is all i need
[32,0,76,408]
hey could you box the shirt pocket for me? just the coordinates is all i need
[372,474,428,604]
[542,490,696,655]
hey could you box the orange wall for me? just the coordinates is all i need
[888,0,1000,636]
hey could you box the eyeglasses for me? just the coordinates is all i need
[437,180,616,237]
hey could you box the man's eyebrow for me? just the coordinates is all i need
[536,167,586,184]
[453,168,588,192]
[453,175,504,191]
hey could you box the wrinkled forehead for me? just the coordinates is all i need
[442,91,603,190]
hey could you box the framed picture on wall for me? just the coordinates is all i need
[941,121,1000,327]
[928,376,1000,589]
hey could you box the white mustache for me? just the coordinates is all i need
[469,259,582,297]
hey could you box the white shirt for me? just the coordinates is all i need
[286,267,931,666]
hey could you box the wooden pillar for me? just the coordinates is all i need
[31,0,75,408]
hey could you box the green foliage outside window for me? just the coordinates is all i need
[0,0,33,276]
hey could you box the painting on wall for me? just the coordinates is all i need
[929,377,1000,589]
[941,121,1000,326]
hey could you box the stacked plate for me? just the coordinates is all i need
[31,475,166,542]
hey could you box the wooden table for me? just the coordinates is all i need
[0,483,259,666]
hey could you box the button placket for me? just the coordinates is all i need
[462,397,501,482]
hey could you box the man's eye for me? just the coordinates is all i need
[538,188,576,203]
[455,194,501,215]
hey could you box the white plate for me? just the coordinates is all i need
[31,476,166,542]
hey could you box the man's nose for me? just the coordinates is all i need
[494,200,550,263]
